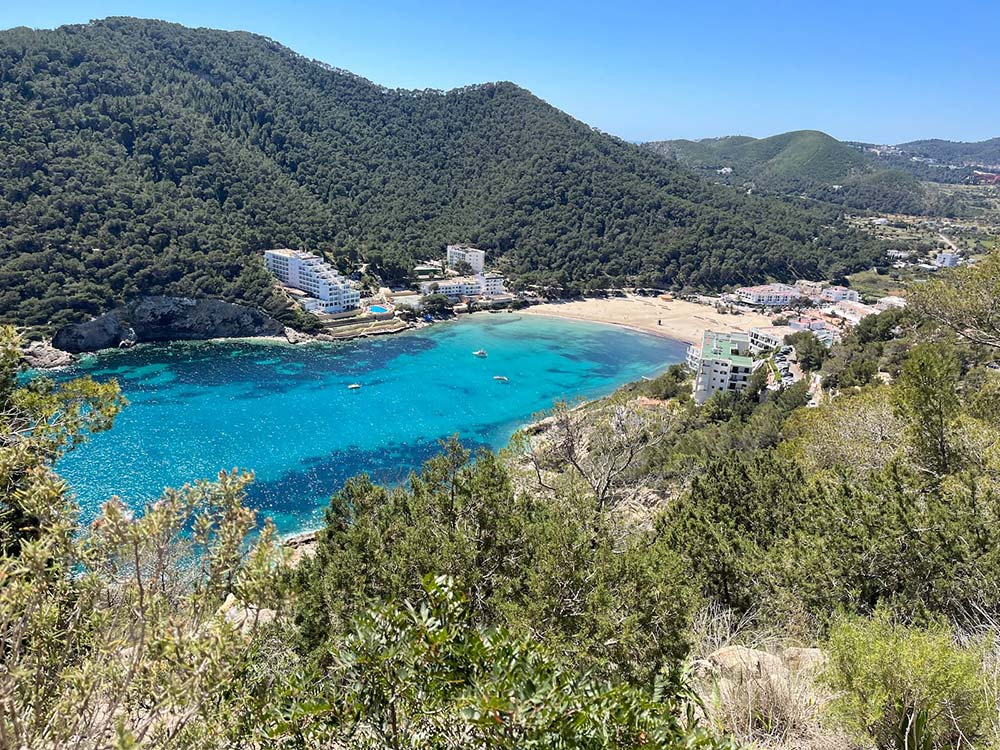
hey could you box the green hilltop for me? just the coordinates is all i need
[647,129,871,183]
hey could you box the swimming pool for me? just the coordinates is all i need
[369,305,388,313]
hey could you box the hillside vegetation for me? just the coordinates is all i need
[900,137,1000,165]
[647,130,869,183]
[6,251,1000,748]
[645,130,987,216]
[0,18,882,330]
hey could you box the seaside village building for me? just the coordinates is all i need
[446,244,486,274]
[687,331,760,404]
[264,249,361,313]
[819,285,860,303]
[418,271,508,301]
[735,283,801,306]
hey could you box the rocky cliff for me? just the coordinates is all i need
[52,297,286,353]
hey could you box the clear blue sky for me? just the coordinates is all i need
[2,0,997,144]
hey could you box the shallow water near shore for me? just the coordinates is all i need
[55,314,686,533]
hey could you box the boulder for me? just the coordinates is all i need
[782,646,827,674]
[283,326,313,344]
[219,593,276,636]
[704,645,789,682]
[21,340,76,369]
[52,296,286,353]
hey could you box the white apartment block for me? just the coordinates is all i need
[446,244,486,274]
[748,326,797,355]
[935,252,960,268]
[820,286,860,303]
[736,283,801,306]
[478,272,507,297]
[264,249,361,313]
[419,272,507,300]
[687,331,758,405]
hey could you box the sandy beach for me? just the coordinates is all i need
[520,295,774,345]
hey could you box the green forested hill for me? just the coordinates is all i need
[646,130,870,183]
[899,137,1000,165]
[645,130,1000,216]
[0,18,882,329]
[644,130,934,213]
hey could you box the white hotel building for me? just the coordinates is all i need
[264,249,361,313]
[687,331,759,404]
[736,283,801,306]
[446,245,486,274]
[419,272,507,300]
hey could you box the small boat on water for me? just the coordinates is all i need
[473,349,488,358]
[493,375,509,383]
[347,383,362,390]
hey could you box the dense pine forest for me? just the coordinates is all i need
[0,18,884,329]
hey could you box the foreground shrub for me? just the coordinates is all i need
[277,575,734,749]
[824,611,989,750]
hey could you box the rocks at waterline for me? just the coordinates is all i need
[52,297,286,353]
[21,340,77,369]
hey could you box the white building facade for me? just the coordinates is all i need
[264,249,361,313]
[935,252,960,268]
[736,284,801,306]
[446,245,486,274]
[419,272,507,300]
[687,331,758,404]
[820,286,860,303]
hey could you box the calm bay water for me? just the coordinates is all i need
[56,314,686,533]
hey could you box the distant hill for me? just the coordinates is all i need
[647,130,870,184]
[0,18,883,330]
[645,130,999,215]
[897,138,1000,167]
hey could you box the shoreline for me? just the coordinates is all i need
[516,308,692,344]
[518,295,774,345]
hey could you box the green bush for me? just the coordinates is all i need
[824,611,989,750]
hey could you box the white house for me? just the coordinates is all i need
[935,252,960,268]
[820,286,860,303]
[687,331,759,404]
[264,249,361,313]
[446,245,486,274]
[748,326,797,354]
[736,284,801,307]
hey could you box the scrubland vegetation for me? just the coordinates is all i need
[4,252,1000,748]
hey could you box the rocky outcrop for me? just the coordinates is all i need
[21,340,77,369]
[52,297,285,353]
[283,326,314,344]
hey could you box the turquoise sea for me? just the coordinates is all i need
[55,314,687,533]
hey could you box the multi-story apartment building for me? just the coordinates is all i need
[446,245,486,274]
[687,331,758,404]
[419,272,507,300]
[264,249,361,313]
[735,283,801,306]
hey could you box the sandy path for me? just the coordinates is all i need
[520,296,774,345]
